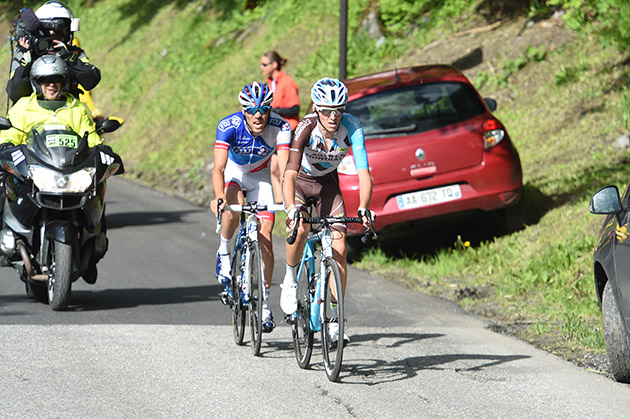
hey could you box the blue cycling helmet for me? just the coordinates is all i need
[238,81,273,108]
[311,77,348,108]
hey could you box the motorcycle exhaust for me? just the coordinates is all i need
[17,240,47,281]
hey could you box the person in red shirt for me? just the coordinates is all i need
[261,50,300,202]
[261,50,300,129]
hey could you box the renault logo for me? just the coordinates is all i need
[415,148,425,161]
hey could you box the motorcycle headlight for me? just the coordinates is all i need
[30,166,95,193]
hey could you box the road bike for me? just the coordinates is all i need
[216,200,284,356]
[286,205,375,381]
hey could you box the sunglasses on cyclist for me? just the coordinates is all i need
[316,107,345,117]
[244,105,271,115]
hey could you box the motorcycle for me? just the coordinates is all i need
[0,117,124,310]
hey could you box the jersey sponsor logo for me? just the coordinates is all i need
[268,117,290,131]
[234,138,272,157]
[294,116,315,139]
[218,115,242,132]
[304,148,346,162]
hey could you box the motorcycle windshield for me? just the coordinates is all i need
[27,124,90,169]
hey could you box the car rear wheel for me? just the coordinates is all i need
[602,281,630,383]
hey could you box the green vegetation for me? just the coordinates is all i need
[2,0,630,370]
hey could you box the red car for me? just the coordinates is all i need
[340,65,524,240]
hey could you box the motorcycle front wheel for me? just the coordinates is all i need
[48,241,72,311]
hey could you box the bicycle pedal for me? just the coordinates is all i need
[220,291,231,306]
[283,314,296,325]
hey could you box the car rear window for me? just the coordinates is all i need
[346,82,487,138]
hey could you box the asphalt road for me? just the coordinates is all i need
[1,178,629,418]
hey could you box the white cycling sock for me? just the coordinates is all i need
[284,263,297,284]
[218,236,230,254]
[263,289,270,308]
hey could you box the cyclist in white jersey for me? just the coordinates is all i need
[280,77,375,345]
[211,81,291,332]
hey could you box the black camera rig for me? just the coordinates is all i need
[11,7,56,57]
[14,18,54,56]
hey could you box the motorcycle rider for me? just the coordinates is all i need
[6,1,100,106]
[0,54,105,284]
[210,81,291,333]
[0,55,100,147]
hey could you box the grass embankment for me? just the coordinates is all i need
[3,0,629,371]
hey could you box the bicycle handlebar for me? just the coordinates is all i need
[215,200,285,234]
[223,203,286,213]
[286,215,377,245]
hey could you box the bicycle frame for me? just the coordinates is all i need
[217,201,284,354]
[295,224,337,332]
[223,205,276,304]
[228,212,259,305]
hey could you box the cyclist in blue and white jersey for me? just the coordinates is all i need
[280,77,375,345]
[211,81,291,332]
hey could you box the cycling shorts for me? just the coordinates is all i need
[224,162,275,222]
[294,171,346,233]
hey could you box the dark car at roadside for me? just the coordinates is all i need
[590,184,630,383]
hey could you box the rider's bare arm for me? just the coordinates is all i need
[211,147,229,216]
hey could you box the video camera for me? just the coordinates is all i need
[13,8,54,57]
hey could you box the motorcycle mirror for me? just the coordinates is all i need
[96,119,121,134]
[0,117,13,131]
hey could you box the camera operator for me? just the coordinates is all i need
[6,1,101,106]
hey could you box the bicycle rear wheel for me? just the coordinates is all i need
[292,260,314,369]
[321,257,345,382]
[231,245,246,345]
[248,243,264,356]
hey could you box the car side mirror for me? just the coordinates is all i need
[590,185,622,214]
[484,98,497,112]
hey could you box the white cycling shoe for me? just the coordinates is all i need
[215,252,231,285]
[280,282,298,314]
[328,321,350,347]
[262,307,275,333]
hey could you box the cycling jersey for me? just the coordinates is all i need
[215,111,291,173]
[286,112,368,177]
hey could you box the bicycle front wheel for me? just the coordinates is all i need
[248,243,264,356]
[231,245,246,345]
[292,260,314,369]
[321,257,345,382]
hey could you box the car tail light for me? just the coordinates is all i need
[338,155,357,175]
[483,119,505,149]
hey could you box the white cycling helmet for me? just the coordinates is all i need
[36,1,80,43]
[311,77,348,108]
[30,55,69,97]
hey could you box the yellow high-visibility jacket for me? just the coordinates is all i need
[0,93,101,147]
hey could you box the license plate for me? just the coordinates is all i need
[45,134,78,149]
[396,184,462,210]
